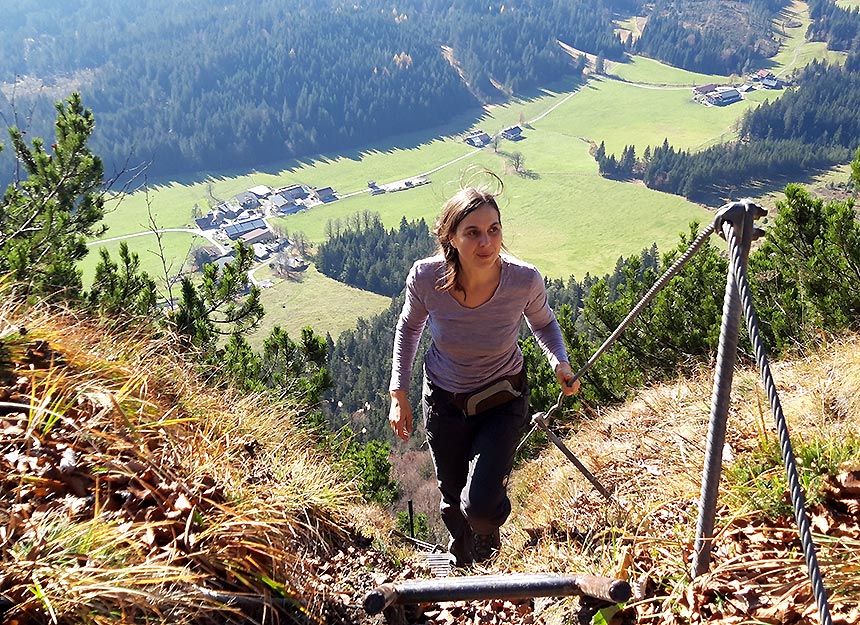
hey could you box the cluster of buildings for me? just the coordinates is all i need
[692,70,787,107]
[463,125,525,147]
[367,176,430,194]
[194,182,337,265]
[692,83,743,106]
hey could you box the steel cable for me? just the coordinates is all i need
[568,221,717,386]
[723,222,833,625]
[517,221,717,454]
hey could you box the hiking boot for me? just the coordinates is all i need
[472,528,501,563]
[447,530,474,568]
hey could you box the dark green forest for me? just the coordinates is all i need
[633,0,787,74]
[1,0,807,185]
[315,212,434,297]
[807,0,860,50]
[0,0,635,184]
[592,0,860,199]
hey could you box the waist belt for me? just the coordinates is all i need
[451,368,526,417]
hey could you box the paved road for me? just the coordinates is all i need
[87,227,228,255]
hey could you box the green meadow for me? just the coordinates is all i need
[248,265,391,348]
[82,0,847,341]
[609,56,728,86]
[81,231,203,283]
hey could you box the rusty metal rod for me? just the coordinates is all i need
[364,573,631,615]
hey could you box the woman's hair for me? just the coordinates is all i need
[433,172,505,293]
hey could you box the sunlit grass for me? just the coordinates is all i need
[0,287,368,623]
[503,335,860,621]
[249,264,391,346]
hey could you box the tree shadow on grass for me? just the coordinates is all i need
[132,75,592,190]
[690,165,851,210]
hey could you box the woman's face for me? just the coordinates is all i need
[450,203,502,271]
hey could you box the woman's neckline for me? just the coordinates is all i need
[448,256,504,309]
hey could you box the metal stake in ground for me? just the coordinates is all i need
[531,413,616,503]
[692,200,765,578]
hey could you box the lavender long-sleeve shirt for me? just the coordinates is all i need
[389,254,569,394]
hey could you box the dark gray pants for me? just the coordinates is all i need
[422,374,530,544]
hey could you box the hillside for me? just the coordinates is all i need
[0,0,632,183]
[2,283,858,624]
[0,291,398,624]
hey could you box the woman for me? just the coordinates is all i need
[388,178,579,566]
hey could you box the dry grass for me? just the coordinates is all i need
[0,283,378,624]
[4,271,860,624]
[502,337,860,623]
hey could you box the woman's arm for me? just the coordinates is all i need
[388,263,428,441]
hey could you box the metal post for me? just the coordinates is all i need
[692,200,761,578]
[364,573,632,615]
[407,500,415,538]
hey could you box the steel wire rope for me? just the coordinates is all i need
[722,222,833,625]
[517,221,717,453]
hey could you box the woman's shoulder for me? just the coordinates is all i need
[501,254,541,281]
[408,255,445,283]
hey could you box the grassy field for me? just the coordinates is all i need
[609,56,728,86]
[248,265,391,347]
[80,230,203,284]
[81,0,848,341]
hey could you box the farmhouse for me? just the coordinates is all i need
[464,130,491,147]
[278,184,310,201]
[234,191,261,210]
[501,126,523,141]
[693,84,742,106]
[265,192,301,215]
[241,228,274,246]
[223,217,267,241]
[709,86,741,105]
[314,186,338,203]
[692,83,718,97]
[213,202,238,220]
[194,214,217,230]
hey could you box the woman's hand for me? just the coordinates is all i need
[389,390,413,441]
[555,362,581,396]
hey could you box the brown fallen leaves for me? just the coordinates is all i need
[0,332,394,624]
